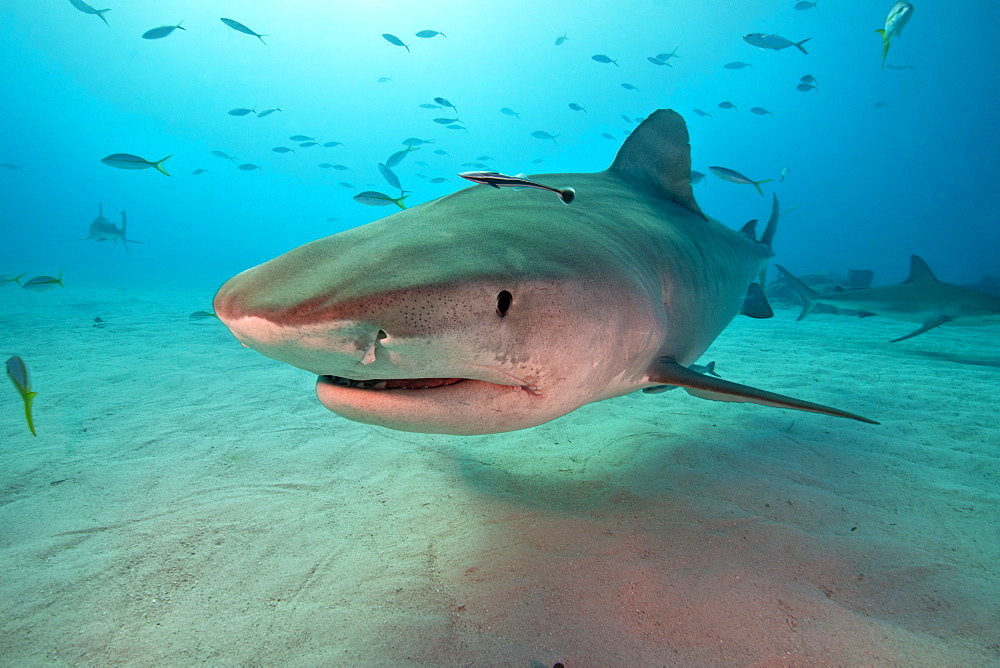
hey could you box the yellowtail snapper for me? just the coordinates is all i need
[6,356,38,436]
[876,2,914,67]
[709,166,773,196]
[69,0,109,26]
[142,22,184,40]
[743,33,811,54]
[220,18,267,44]
[354,191,407,209]
[459,171,575,205]
[382,33,410,52]
[415,30,446,39]
[102,153,171,176]
[22,271,64,291]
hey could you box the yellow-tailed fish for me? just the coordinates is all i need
[6,355,37,436]
[876,2,914,68]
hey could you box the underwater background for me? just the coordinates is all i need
[2,0,998,290]
[2,1,999,665]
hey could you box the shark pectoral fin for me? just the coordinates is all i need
[648,356,879,424]
[890,316,950,343]
[741,283,773,319]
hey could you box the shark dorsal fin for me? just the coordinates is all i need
[904,255,939,283]
[607,109,707,220]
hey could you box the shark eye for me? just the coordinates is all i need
[496,290,512,317]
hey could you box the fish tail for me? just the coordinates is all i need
[56,269,64,287]
[258,34,268,45]
[177,20,185,30]
[154,156,172,176]
[753,179,774,196]
[404,43,410,53]
[23,391,37,436]
[12,272,25,286]
[875,29,889,67]
[97,8,110,26]
[775,265,817,321]
[559,187,575,205]
[394,195,409,210]
[795,37,811,54]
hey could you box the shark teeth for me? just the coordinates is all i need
[321,375,464,390]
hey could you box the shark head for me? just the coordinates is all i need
[216,109,877,434]
[214,181,667,434]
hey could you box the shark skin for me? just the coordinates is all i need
[777,256,1000,342]
[214,109,875,435]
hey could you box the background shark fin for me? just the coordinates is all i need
[904,255,939,283]
[890,316,950,342]
[121,211,129,254]
[607,109,707,220]
[648,356,879,424]
[775,265,817,320]
[741,283,773,318]
[739,219,758,240]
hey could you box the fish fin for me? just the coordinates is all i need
[875,29,889,66]
[739,219,758,240]
[607,109,707,220]
[741,283,773,319]
[775,265,817,321]
[891,316,950,343]
[753,178,774,196]
[12,273,25,286]
[154,156,172,176]
[23,391,37,436]
[760,192,779,248]
[97,8,110,26]
[649,356,878,424]
[120,211,129,254]
[903,255,939,283]
[795,37,811,54]
[258,34,268,45]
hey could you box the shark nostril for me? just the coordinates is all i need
[361,329,388,366]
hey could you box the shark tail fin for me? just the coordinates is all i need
[154,156,172,176]
[775,264,817,321]
[757,193,780,287]
[649,357,878,424]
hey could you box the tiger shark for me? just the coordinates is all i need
[214,109,876,435]
[778,257,1000,342]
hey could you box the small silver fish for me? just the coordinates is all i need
[459,171,575,205]
[750,107,772,116]
[211,150,237,163]
[386,147,418,167]
[419,103,442,109]
[228,107,255,116]
[382,33,410,52]
[647,57,668,66]
[299,142,319,148]
[555,32,568,46]
[416,30,445,38]
[69,0,110,26]
[378,163,404,193]
[693,109,712,118]
[257,107,281,117]
[500,107,521,118]
[568,102,587,112]
[434,97,457,111]
[192,168,209,175]
[142,22,185,39]
[323,141,344,147]
[621,83,639,91]
[796,82,817,92]
[800,74,818,85]
[289,135,315,142]
[656,48,680,61]
[530,130,559,145]
[237,163,261,171]
[794,1,817,9]
[354,191,407,209]
[272,147,295,153]
[743,33,811,54]
[377,76,393,83]
[189,311,218,320]
[709,166,773,196]
[340,182,356,189]
[403,138,433,147]
[591,54,618,66]
[601,133,615,140]
[101,153,171,176]
[723,61,753,69]
[221,18,267,44]
[429,177,450,184]
[718,101,738,111]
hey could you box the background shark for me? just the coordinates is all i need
[214,109,875,435]
[80,204,141,253]
[778,256,1000,342]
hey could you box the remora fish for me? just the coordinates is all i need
[876,1,914,67]
[213,109,876,435]
[743,33,812,54]
[458,171,575,204]
[6,356,38,436]
[77,204,142,253]
[777,257,1000,342]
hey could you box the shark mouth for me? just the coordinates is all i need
[319,375,466,391]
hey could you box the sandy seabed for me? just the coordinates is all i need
[1,285,997,666]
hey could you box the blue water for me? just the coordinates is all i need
[2,1,997,292]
